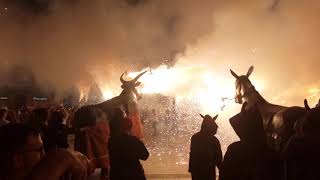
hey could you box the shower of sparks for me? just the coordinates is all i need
[307,88,320,106]
[94,64,265,172]
[126,64,264,114]
[308,88,320,98]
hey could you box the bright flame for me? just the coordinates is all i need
[100,85,115,100]
[78,85,90,103]
[127,64,265,114]
[308,88,320,98]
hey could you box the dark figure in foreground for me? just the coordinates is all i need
[286,99,320,180]
[0,123,88,180]
[188,114,222,180]
[74,106,110,179]
[230,66,306,152]
[46,110,70,151]
[220,103,282,180]
[109,117,149,180]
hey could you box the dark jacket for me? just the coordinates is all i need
[188,132,222,180]
[286,136,320,180]
[108,134,149,180]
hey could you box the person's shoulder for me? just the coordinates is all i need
[226,141,242,152]
[191,132,201,138]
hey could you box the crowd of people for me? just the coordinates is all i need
[0,105,149,180]
[0,97,319,180]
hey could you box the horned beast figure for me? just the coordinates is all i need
[74,71,147,139]
[96,71,147,139]
[230,66,306,152]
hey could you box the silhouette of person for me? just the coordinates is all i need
[286,100,320,180]
[220,103,282,180]
[108,117,149,180]
[0,124,87,180]
[188,114,222,180]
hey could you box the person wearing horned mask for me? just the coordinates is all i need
[188,114,222,180]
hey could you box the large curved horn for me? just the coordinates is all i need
[120,73,128,84]
[230,69,239,79]
[132,71,147,82]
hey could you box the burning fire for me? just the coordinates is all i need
[92,63,264,114]
[77,81,90,103]
[125,64,264,114]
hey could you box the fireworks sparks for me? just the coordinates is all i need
[93,64,266,171]
[308,88,320,98]
[126,64,264,114]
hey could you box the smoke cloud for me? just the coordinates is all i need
[0,0,319,106]
[176,0,320,106]
[0,0,217,93]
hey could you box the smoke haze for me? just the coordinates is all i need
[0,0,217,92]
[0,0,319,105]
[176,0,320,106]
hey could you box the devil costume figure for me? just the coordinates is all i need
[74,71,147,139]
[188,114,222,180]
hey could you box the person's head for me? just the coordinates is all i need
[31,108,48,125]
[48,111,65,128]
[0,108,8,120]
[0,124,44,179]
[200,114,218,135]
[73,106,97,128]
[109,108,126,136]
[229,102,266,143]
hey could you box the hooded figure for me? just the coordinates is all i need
[108,117,149,180]
[286,99,320,180]
[188,114,222,180]
[219,103,282,180]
